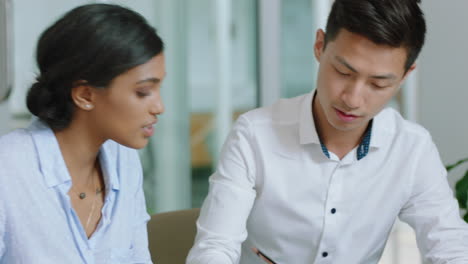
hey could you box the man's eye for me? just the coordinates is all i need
[372,83,388,89]
[136,91,149,97]
[335,67,350,76]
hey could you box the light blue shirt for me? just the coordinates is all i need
[0,120,152,264]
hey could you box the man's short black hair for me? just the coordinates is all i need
[324,0,426,71]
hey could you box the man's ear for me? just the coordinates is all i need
[314,29,326,62]
[401,63,417,84]
[71,81,95,110]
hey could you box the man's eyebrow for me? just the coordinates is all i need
[135,77,161,85]
[335,56,357,73]
[369,73,397,80]
[335,55,397,80]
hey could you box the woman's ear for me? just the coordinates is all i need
[71,81,95,110]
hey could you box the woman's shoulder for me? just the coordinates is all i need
[0,129,37,181]
[0,128,35,156]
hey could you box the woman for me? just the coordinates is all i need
[0,4,164,263]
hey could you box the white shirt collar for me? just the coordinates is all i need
[299,90,392,149]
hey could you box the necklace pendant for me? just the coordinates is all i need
[79,193,86,199]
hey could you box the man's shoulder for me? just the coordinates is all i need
[377,108,432,141]
[240,93,309,125]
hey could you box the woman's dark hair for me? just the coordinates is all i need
[324,0,426,72]
[27,4,164,130]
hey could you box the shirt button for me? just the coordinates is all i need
[331,208,337,214]
[322,252,328,257]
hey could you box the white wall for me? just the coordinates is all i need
[0,102,10,135]
[10,0,85,116]
[419,1,468,172]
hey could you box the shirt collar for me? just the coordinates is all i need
[356,120,373,160]
[29,119,71,188]
[29,119,120,190]
[298,90,387,160]
[368,108,388,148]
[318,121,373,160]
[299,91,321,145]
[99,140,120,191]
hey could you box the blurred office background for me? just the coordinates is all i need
[0,0,467,263]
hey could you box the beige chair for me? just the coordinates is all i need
[148,208,200,264]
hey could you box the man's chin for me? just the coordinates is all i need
[330,120,366,133]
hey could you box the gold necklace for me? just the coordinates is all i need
[79,174,103,234]
[69,171,103,200]
[70,187,103,199]
[68,165,105,236]
[85,177,98,232]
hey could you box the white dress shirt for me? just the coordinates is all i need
[0,120,152,264]
[187,92,468,264]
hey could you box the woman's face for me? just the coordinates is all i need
[90,53,166,149]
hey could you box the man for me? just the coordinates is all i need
[187,0,468,263]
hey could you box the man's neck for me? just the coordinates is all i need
[312,95,369,159]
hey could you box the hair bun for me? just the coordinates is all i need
[27,80,50,117]
[26,79,71,129]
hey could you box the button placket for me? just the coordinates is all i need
[314,163,342,263]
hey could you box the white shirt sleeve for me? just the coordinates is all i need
[399,139,468,263]
[187,116,257,264]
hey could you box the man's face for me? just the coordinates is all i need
[314,29,415,135]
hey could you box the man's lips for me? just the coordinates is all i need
[335,108,359,122]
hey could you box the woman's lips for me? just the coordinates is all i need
[335,108,359,122]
